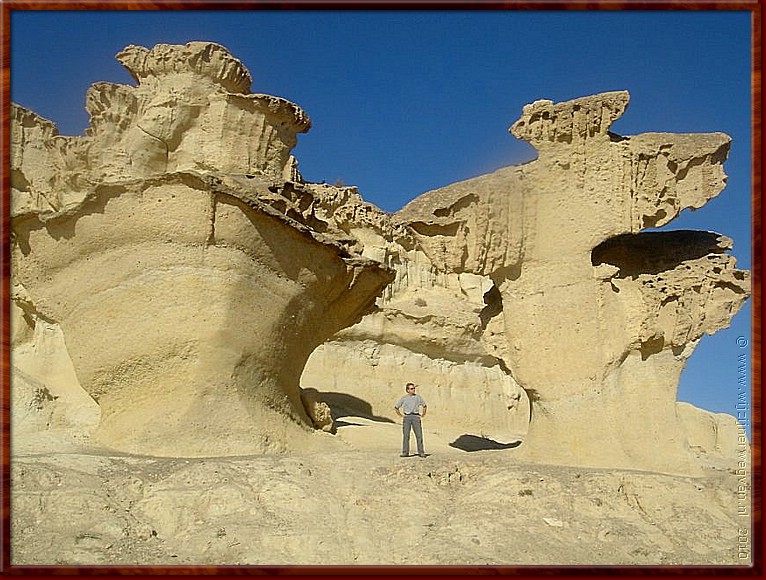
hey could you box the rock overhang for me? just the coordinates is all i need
[9,44,750,473]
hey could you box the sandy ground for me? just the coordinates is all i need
[10,416,753,568]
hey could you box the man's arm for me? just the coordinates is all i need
[420,403,427,418]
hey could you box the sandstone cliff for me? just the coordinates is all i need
[303,92,749,475]
[11,43,749,474]
[9,40,752,568]
[10,42,393,457]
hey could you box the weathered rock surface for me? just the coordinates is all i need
[11,42,308,218]
[11,449,750,566]
[387,91,749,474]
[9,40,752,568]
[10,42,393,457]
[12,44,748,471]
[300,184,530,443]
[301,93,749,475]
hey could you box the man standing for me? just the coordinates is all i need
[394,383,427,457]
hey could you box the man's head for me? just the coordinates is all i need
[405,383,416,394]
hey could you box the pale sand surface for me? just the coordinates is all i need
[11,416,750,567]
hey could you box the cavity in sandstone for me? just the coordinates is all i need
[11,44,749,474]
[392,90,749,473]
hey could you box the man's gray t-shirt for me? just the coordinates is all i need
[395,394,426,415]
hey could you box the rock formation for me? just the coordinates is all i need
[303,92,750,474]
[300,185,531,444]
[10,42,393,456]
[11,42,749,476]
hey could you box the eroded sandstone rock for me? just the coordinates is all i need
[391,91,749,473]
[301,92,748,473]
[11,42,309,219]
[300,387,335,433]
[11,42,393,456]
[11,43,749,474]
[300,185,531,444]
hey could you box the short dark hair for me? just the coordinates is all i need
[405,383,416,391]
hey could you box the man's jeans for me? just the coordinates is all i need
[402,414,424,456]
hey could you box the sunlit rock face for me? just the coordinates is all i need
[11,42,749,472]
[10,42,393,457]
[300,184,531,444]
[392,91,749,474]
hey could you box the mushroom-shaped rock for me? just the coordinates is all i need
[395,91,749,474]
[10,43,393,457]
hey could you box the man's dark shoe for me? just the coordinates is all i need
[400,453,409,457]
[418,454,426,458]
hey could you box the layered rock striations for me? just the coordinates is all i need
[10,42,393,456]
[389,91,749,473]
[11,43,749,474]
[300,184,531,443]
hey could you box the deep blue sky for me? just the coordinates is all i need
[9,9,753,436]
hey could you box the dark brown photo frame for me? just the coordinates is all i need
[0,1,761,577]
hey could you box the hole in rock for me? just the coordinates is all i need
[591,230,728,278]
